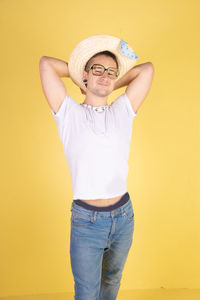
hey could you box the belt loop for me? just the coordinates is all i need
[120,206,126,217]
[70,201,73,212]
[90,211,97,223]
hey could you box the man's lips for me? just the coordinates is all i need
[97,81,109,86]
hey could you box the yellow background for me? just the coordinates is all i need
[1,0,200,298]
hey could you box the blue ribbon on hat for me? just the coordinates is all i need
[120,40,138,59]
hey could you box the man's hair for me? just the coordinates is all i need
[84,51,119,72]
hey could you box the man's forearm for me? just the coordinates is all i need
[40,56,70,78]
[114,62,153,90]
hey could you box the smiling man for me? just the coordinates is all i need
[82,51,119,100]
[39,35,154,300]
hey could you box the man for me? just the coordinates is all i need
[39,35,154,300]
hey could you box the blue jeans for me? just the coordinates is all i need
[70,196,134,300]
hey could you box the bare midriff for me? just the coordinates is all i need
[81,194,124,207]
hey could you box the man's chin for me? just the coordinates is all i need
[94,87,112,97]
[97,91,110,97]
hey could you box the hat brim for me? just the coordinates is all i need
[68,35,138,91]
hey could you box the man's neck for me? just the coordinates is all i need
[83,92,108,107]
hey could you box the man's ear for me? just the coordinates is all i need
[82,70,88,80]
[82,70,88,87]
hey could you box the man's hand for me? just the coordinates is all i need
[80,88,86,95]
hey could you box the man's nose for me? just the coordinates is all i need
[101,70,109,78]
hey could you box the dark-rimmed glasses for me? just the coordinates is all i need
[89,64,119,80]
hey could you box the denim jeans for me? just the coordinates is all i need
[70,196,134,300]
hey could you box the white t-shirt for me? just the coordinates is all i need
[51,93,137,200]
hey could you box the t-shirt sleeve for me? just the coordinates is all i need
[111,93,138,119]
[50,93,79,141]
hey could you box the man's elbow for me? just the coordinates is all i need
[39,56,50,71]
[146,62,154,72]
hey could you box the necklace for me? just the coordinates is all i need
[81,103,109,112]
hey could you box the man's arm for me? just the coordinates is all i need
[114,62,154,114]
[39,56,70,114]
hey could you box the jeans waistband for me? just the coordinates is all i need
[73,192,130,212]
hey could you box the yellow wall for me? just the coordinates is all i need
[1,0,200,297]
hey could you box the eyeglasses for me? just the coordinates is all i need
[89,64,119,79]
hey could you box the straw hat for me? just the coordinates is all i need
[68,35,139,91]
